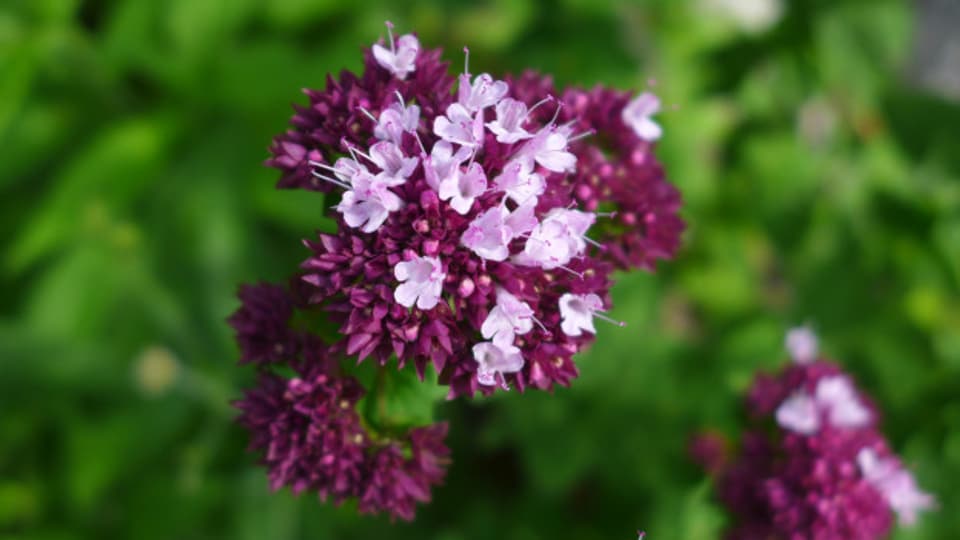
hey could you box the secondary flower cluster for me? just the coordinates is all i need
[693,327,934,539]
[231,283,449,521]
[267,23,683,398]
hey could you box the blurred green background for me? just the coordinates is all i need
[2,0,959,538]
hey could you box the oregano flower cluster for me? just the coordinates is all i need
[692,328,934,539]
[232,22,684,520]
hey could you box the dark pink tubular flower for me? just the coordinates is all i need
[693,327,935,539]
[507,72,685,271]
[267,22,678,398]
[233,336,450,521]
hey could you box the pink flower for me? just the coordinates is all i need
[433,103,484,148]
[373,98,421,145]
[438,162,487,215]
[775,375,871,435]
[486,98,535,143]
[372,22,419,80]
[394,255,446,310]
[517,125,577,173]
[518,208,596,269]
[775,392,820,435]
[337,173,403,233]
[858,448,936,526]
[785,325,819,364]
[369,141,418,184]
[461,206,513,261]
[480,288,535,344]
[622,91,662,141]
[423,140,471,191]
[815,375,871,428]
[493,159,545,205]
[458,73,509,112]
[472,340,524,387]
[558,293,604,336]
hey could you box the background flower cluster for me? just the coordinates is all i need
[2,1,958,539]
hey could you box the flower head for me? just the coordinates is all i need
[267,23,679,399]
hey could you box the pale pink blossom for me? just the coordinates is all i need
[423,140,471,191]
[372,23,419,80]
[394,255,446,310]
[516,126,577,173]
[518,208,596,269]
[472,340,524,386]
[373,99,420,145]
[493,159,545,205]
[486,98,535,143]
[785,326,818,364]
[337,172,403,233]
[458,73,508,112]
[439,162,487,215]
[814,376,871,429]
[558,293,604,337]
[775,392,821,435]
[461,206,512,261]
[480,289,535,344]
[622,92,662,141]
[433,103,484,148]
[858,448,935,526]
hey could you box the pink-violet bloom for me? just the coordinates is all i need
[472,340,524,387]
[775,376,871,435]
[373,99,421,146]
[621,91,662,142]
[558,293,604,336]
[775,392,821,435]
[785,325,818,364]
[519,208,596,269]
[815,375,872,429]
[486,98,536,143]
[369,141,418,184]
[433,103,485,148]
[438,162,487,215]
[517,125,577,173]
[458,73,509,112]
[858,448,936,526]
[423,140,472,191]
[337,173,404,233]
[460,206,513,261]
[394,255,446,310]
[493,159,545,205]
[480,289,535,344]
[372,22,419,80]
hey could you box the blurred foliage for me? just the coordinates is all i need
[1,0,958,538]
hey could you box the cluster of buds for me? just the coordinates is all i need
[692,328,934,539]
[232,22,684,519]
[231,283,449,521]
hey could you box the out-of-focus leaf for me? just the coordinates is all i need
[6,116,179,274]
